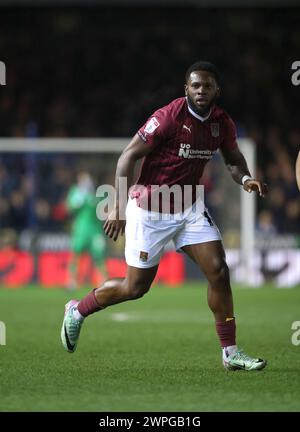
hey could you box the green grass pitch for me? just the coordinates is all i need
[0,283,300,412]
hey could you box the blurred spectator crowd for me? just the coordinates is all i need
[0,154,117,235]
[0,7,299,238]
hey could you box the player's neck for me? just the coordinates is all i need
[186,98,212,122]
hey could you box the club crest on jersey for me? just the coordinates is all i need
[139,251,148,262]
[210,123,219,137]
[144,117,160,135]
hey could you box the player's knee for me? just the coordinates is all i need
[208,258,229,284]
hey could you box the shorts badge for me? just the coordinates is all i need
[139,251,149,262]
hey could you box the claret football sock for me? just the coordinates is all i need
[215,317,236,349]
[77,288,104,317]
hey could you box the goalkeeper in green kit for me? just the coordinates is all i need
[66,171,107,290]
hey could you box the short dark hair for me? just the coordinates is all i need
[185,61,220,85]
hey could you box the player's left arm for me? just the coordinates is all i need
[296,151,300,191]
[220,146,268,197]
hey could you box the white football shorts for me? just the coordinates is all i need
[125,197,222,268]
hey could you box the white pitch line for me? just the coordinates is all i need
[108,312,210,324]
[110,313,131,322]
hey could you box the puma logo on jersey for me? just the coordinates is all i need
[183,124,192,133]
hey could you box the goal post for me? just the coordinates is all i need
[0,138,129,153]
[239,138,256,286]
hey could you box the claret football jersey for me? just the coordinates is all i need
[130,97,238,212]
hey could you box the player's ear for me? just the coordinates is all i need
[184,84,188,96]
[216,86,221,97]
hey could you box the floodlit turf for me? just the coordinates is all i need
[0,283,300,412]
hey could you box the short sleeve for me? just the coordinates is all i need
[137,108,169,149]
[220,115,238,152]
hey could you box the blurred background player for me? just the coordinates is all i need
[66,171,106,290]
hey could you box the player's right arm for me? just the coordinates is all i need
[104,133,153,241]
[296,151,300,191]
